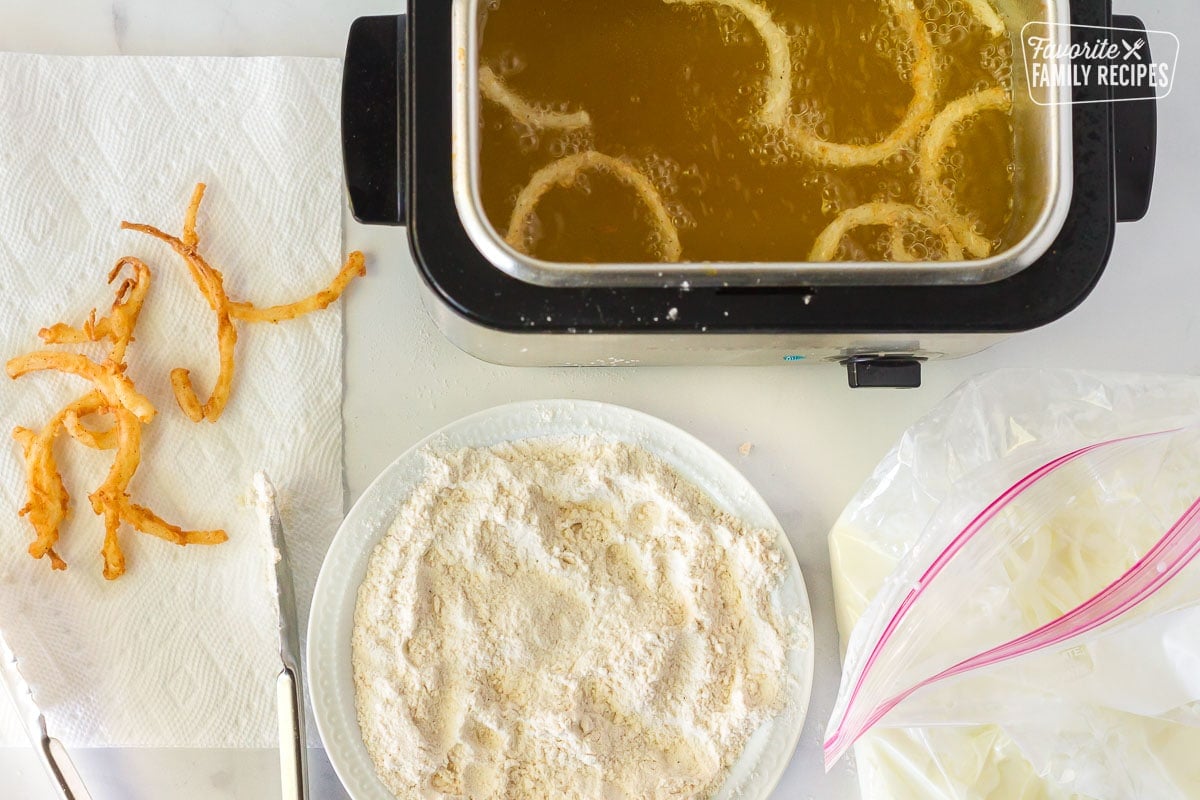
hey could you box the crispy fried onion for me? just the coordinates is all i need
[63,407,117,450]
[228,252,366,323]
[39,257,150,363]
[480,65,592,131]
[810,202,964,262]
[506,151,683,261]
[666,0,938,167]
[12,392,105,572]
[121,184,366,421]
[8,260,227,578]
[87,404,226,580]
[8,353,155,424]
[918,87,1012,259]
[119,185,235,422]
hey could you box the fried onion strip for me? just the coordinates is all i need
[122,208,238,423]
[12,391,107,569]
[168,369,206,421]
[123,184,363,420]
[918,87,1012,259]
[88,404,141,579]
[63,410,118,450]
[6,352,156,423]
[11,255,229,578]
[810,202,964,262]
[101,258,152,363]
[506,151,683,261]
[38,258,151,363]
[39,317,110,346]
[120,501,229,547]
[228,251,367,323]
[479,66,592,131]
[182,182,205,248]
[86,405,227,579]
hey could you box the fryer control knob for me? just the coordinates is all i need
[843,356,923,389]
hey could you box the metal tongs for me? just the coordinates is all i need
[1,477,305,800]
[0,631,93,800]
[255,472,309,800]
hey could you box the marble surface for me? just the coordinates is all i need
[1,0,1197,798]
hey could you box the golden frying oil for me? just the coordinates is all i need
[477,0,1016,263]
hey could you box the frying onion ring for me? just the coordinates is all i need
[810,202,964,262]
[479,66,592,131]
[964,0,1006,37]
[506,151,683,262]
[662,0,792,127]
[667,0,938,167]
[889,228,922,262]
[918,87,1012,259]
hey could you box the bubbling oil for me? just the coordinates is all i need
[477,0,1017,263]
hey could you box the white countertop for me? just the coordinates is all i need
[1,1,1196,798]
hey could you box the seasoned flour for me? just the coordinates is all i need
[352,436,795,799]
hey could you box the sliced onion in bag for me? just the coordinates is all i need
[825,426,1200,769]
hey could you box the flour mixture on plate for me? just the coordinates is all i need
[352,436,800,799]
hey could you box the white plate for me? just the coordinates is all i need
[308,400,814,800]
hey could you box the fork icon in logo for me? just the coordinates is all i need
[1122,37,1146,61]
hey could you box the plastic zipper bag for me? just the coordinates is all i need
[827,376,1200,800]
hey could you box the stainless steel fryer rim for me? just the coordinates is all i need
[450,0,1075,288]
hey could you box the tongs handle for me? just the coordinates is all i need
[277,666,309,800]
[41,736,93,800]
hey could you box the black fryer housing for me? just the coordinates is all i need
[341,1,1157,380]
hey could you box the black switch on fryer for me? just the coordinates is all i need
[844,357,922,389]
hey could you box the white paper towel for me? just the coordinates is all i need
[0,54,346,747]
